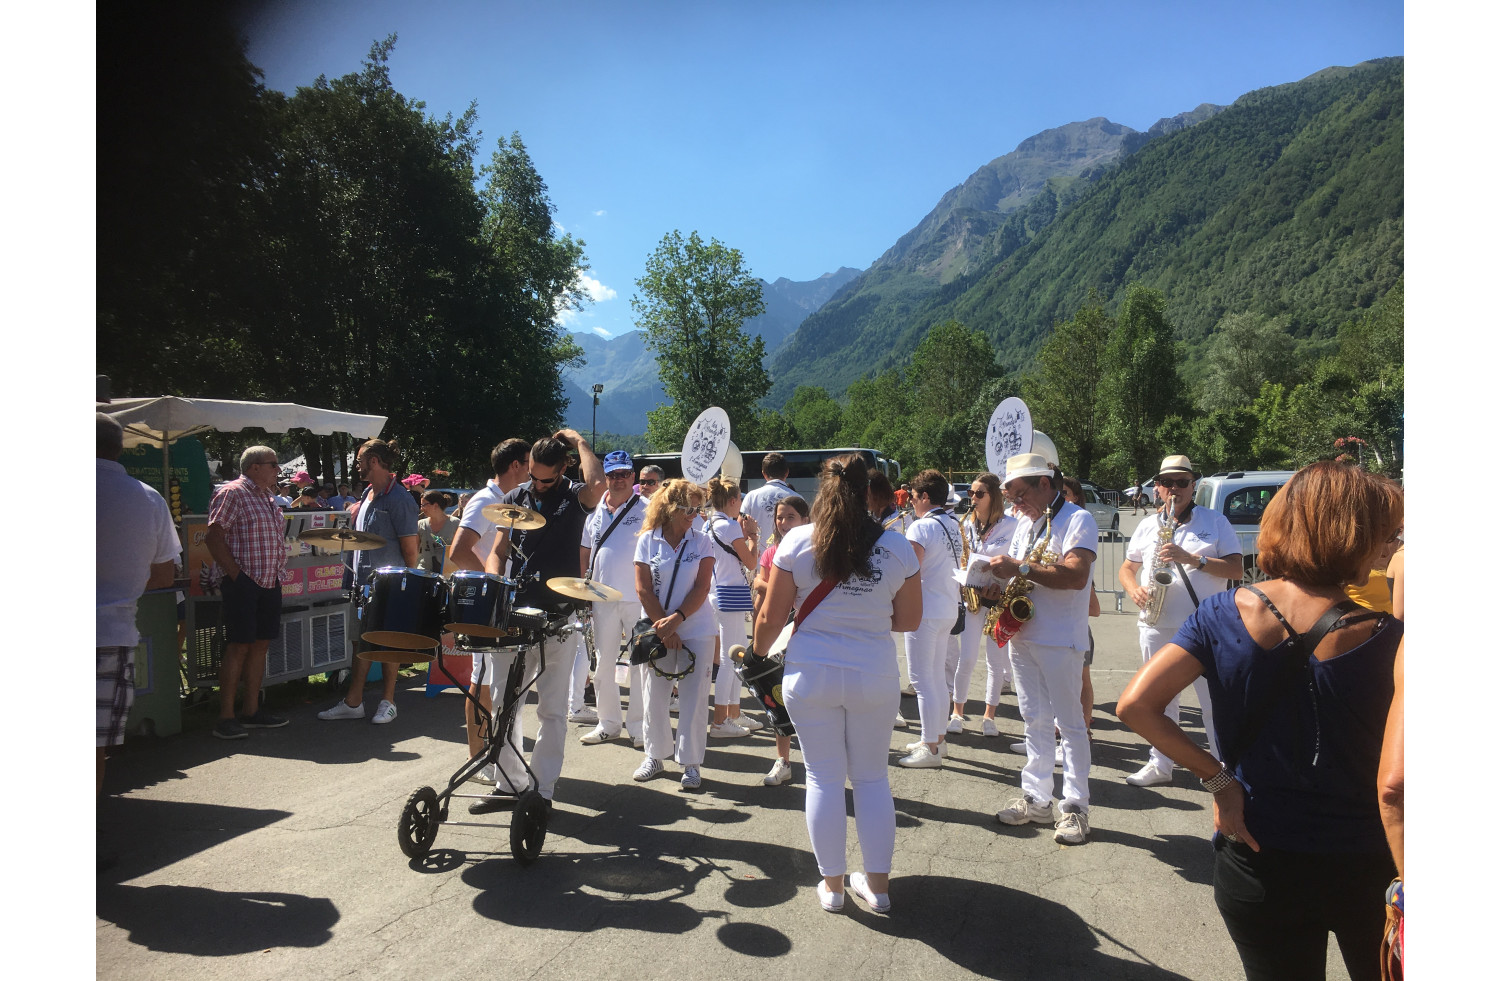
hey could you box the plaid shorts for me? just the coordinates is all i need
[97,646,136,748]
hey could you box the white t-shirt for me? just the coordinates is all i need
[1006,498,1098,650]
[97,459,182,647]
[742,479,796,542]
[633,526,717,643]
[961,513,1019,589]
[704,513,750,589]
[579,494,645,596]
[1126,503,1242,642]
[773,524,919,675]
[456,480,506,570]
[906,509,962,621]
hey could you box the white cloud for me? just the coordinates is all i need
[590,326,612,338]
[578,274,617,303]
[593,209,607,217]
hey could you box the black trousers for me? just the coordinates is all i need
[1213,837,1395,981]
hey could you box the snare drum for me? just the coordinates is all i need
[446,571,515,638]
[361,566,449,650]
[488,605,550,649]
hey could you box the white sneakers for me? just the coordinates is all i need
[1054,803,1090,844]
[817,880,844,913]
[1126,763,1173,787]
[681,765,702,790]
[567,707,598,724]
[371,700,397,725]
[709,720,752,738]
[632,757,664,782]
[946,715,965,734]
[893,712,909,729]
[848,872,891,913]
[994,795,1054,826]
[898,744,943,768]
[1009,740,1027,754]
[764,758,793,786]
[580,725,621,745]
[318,700,365,721]
[981,718,1000,738]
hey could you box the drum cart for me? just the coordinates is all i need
[395,611,578,865]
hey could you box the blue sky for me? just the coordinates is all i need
[235,1,1403,339]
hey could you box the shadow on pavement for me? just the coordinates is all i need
[97,797,291,882]
[96,883,338,954]
[1090,829,1215,886]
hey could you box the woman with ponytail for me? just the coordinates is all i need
[754,454,922,914]
[705,476,761,737]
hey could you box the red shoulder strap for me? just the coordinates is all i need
[793,578,839,633]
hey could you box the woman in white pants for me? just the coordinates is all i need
[948,473,1018,737]
[900,470,962,767]
[755,453,922,914]
[705,477,760,737]
[631,479,718,789]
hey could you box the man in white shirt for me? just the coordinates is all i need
[577,450,647,746]
[988,452,1098,845]
[1118,454,1241,787]
[96,414,180,794]
[899,469,962,768]
[741,453,795,544]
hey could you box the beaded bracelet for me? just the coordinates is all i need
[1201,764,1236,795]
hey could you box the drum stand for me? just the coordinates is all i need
[396,614,578,865]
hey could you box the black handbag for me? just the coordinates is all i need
[629,538,689,669]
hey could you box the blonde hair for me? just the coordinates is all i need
[708,476,741,511]
[640,478,698,534]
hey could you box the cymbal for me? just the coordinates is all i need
[357,649,434,664]
[481,503,547,530]
[546,577,623,603]
[298,527,388,551]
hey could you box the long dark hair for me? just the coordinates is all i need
[811,454,882,582]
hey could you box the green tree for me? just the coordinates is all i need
[782,386,844,447]
[907,320,1006,471]
[1023,295,1113,479]
[1102,284,1185,487]
[1197,312,1295,413]
[633,230,769,450]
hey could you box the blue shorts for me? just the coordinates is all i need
[222,573,282,643]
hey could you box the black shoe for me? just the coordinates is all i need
[583,682,596,706]
[237,708,289,729]
[469,792,516,815]
[213,719,249,740]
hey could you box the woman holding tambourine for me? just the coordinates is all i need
[631,479,719,790]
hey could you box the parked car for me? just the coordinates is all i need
[1078,483,1120,536]
[1193,470,1297,582]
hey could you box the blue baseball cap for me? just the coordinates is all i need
[603,450,633,474]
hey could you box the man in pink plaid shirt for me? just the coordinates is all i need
[205,445,290,740]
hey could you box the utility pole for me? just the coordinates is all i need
[591,383,604,452]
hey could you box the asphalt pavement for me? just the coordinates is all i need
[97,510,1354,980]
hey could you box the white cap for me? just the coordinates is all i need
[1003,452,1054,488]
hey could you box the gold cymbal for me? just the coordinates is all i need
[546,577,624,603]
[298,527,388,551]
[481,503,547,530]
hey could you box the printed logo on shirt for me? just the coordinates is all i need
[837,544,889,597]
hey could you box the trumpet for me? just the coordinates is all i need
[986,506,1059,646]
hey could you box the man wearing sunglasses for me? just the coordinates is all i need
[637,465,665,498]
[475,430,605,811]
[1118,454,1241,788]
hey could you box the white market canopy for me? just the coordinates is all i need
[102,396,387,448]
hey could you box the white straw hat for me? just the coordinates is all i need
[1003,452,1054,488]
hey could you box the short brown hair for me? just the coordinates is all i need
[910,469,949,506]
[762,452,789,480]
[1257,461,1403,587]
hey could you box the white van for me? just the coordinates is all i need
[1193,470,1296,582]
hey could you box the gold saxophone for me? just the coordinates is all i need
[985,506,1060,645]
[960,511,981,614]
[1141,501,1178,627]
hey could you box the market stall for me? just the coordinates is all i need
[100,397,388,734]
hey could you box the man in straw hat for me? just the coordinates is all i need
[1117,454,1241,787]
[987,451,1098,844]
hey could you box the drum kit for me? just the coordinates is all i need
[299,501,625,864]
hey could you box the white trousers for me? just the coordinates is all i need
[784,662,900,877]
[1138,632,1219,770]
[714,608,750,706]
[487,629,576,801]
[1010,638,1090,809]
[904,612,958,744]
[640,635,715,766]
[587,601,643,735]
[950,608,1010,709]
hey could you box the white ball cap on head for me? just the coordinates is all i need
[1003,452,1054,489]
[1031,430,1059,468]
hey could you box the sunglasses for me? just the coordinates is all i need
[971,489,988,498]
[1156,477,1193,489]
[606,471,633,479]
[640,479,660,486]
[529,471,561,487]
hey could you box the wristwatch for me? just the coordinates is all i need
[1196,554,1207,570]
[1018,562,1031,577]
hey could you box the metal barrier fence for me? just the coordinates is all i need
[1095,537,1129,613]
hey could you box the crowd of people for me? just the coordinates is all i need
[97,420,1405,979]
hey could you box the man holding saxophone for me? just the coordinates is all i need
[1117,455,1241,788]
[987,452,1098,845]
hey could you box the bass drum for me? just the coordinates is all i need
[446,571,514,639]
[362,566,449,650]
[729,621,795,736]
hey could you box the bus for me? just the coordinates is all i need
[628,447,902,502]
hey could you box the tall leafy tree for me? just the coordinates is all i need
[634,230,769,450]
[907,320,1006,471]
[1023,294,1112,479]
[782,386,844,447]
[1197,312,1296,413]
[1101,284,1185,486]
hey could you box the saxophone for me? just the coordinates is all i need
[960,511,981,614]
[1141,501,1178,627]
[986,506,1060,646]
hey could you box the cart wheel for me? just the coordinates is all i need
[510,790,549,866]
[398,786,441,859]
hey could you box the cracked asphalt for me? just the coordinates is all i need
[97,511,1354,980]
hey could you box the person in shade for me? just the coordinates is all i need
[755,453,921,914]
[1118,461,1403,981]
[898,469,962,768]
